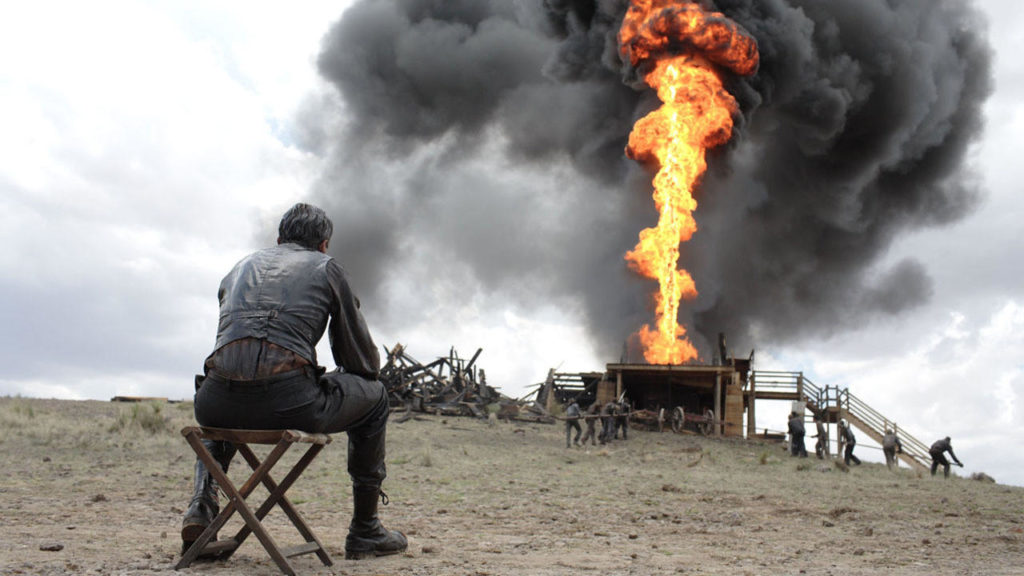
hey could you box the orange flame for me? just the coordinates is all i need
[618,1,758,364]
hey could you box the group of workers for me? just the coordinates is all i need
[564,399,630,448]
[787,411,964,477]
[565,397,967,479]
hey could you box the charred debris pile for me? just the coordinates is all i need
[380,343,553,424]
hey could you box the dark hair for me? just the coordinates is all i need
[278,203,333,250]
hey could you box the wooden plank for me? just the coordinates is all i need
[180,426,331,446]
[607,363,736,374]
[282,542,323,558]
[110,396,169,403]
[200,538,239,555]
[752,391,801,401]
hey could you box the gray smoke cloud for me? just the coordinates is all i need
[305,0,992,360]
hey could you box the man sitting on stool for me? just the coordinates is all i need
[181,203,406,560]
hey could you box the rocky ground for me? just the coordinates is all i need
[1,397,1022,575]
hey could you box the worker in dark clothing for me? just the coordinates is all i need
[565,399,582,448]
[614,399,630,440]
[600,401,616,444]
[180,203,406,560]
[579,401,600,446]
[929,436,964,478]
[788,412,808,457]
[882,429,903,470]
[841,420,861,466]
[812,413,829,459]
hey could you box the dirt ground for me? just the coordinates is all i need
[1,397,1022,576]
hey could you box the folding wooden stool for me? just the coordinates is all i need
[175,426,334,575]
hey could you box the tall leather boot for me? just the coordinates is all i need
[345,485,408,559]
[343,380,406,559]
[181,439,235,552]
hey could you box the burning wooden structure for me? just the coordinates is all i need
[531,347,753,437]
[379,343,552,423]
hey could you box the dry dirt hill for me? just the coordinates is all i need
[1,397,1022,576]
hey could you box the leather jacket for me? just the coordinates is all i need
[209,243,380,379]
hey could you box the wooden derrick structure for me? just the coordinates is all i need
[379,343,552,423]
[529,351,752,437]
[604,357,751,437]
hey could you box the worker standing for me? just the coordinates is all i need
[812,412,829,459]
[565,399,582,448]
[788,412,808,457]
[882,428,903,470]
[614,398,630,440]
[600,401,616,444]
[841,420,861,466]
[579,401,600,446]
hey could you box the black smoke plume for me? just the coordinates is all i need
[306,0,992,360]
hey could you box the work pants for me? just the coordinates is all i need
[600,417,614,443]
[791,433,807,457]
[566,419,582,447]
[930,451,951,477]
[615,417,628,440]
[844,443,861,466]
[580,419,597,445]
[884,447,898,470]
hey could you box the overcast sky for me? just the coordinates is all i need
[1,1,1021,485]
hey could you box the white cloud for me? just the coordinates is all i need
[0,1,339,399]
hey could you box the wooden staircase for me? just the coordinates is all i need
[749,371,930,471]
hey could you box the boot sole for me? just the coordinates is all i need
[345,547,405,560]
[181,522,218,548]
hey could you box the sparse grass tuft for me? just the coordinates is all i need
[110,402,169,434]
[11,398,35,419]
[0,397,37,432]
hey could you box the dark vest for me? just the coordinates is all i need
[213,243,332,365]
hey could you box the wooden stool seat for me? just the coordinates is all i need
[175,426,334,575]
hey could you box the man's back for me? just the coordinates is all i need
[883,432,899,449]
[215,244,332,365]
[931,437,951,454]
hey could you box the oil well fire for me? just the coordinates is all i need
[380,0,941,472]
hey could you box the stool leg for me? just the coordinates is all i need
[229,443,333,566]
[215,440,297,575]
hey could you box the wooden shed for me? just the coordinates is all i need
[601,360,750,436]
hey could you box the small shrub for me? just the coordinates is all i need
[11,399,35,419]
[109,402,169,434]
[419,445,433,467]
[970,472,996,483]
